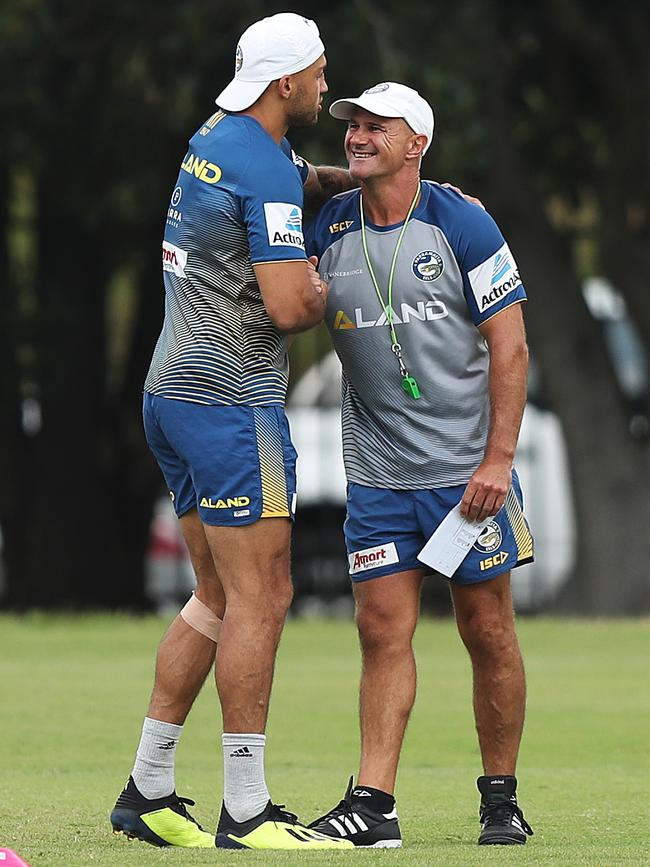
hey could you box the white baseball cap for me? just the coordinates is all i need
[329,82,434,154]
[216,13,325,112]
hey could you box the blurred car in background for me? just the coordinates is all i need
[581,277,650,440]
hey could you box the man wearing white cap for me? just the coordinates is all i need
[110,13,354,851]
[306,83,534,847]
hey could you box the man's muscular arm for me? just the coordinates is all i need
[302,161,484,213]
[460,303,528,522]
[303,164,358,213]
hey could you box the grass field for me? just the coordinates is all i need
[2,614,649,866]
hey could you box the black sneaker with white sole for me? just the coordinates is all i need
[477,775,533,845]
[309,776,402,848]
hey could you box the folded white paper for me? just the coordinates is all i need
[417,503,491,578]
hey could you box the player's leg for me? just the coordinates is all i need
[146,509,225,725]
[111,397,223,848]
[204,516,351,851]
[206,516,293,735]
[111,512,223,848]
[451,572,533,844]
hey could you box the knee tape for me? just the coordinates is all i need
[180,593,222,643]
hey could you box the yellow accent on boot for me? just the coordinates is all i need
[141,808,215,848]
[225,819,354,850]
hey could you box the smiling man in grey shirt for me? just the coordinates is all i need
[306,82,534,848]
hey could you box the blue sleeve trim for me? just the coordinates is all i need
[423,183,527,326]
[238,133,308,263]
[306,190,360,259]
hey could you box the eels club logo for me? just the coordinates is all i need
[473,521,503,553]
[412,251,444,281]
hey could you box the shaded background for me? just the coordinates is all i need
[1,0,649,613]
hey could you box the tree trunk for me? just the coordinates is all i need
[481,13,650,613]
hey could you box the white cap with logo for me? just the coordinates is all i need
[329,82,434,154]
[216,13,325,112]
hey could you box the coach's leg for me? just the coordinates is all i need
[451,571,525,774]
[354,569,424,794]
[147,509,226,724]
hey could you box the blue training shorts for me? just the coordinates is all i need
[345,470,534,585]
[143,393,297,526]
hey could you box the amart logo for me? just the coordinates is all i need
[348,542,399,574]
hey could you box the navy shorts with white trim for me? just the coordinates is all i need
[344,470,534,584]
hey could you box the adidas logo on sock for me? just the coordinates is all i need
[158,739,177,751]
[229,746,253,758]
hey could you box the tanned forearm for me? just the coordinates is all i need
[484,330,528,465]
[280,288,326,333]
[303,164,359,214]
[460,303,528,521]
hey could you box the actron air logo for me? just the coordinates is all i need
[491,252,511,284]
[181,152,222,184]
[285,208,302,231]
[333,300,448,329]
[468,242,522,312]
[264,202,305,249]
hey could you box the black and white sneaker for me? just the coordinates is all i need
[477,775,533,845]
[309,776,402,848]
[215,800,353,849]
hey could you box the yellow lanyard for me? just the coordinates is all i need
[359,186,421,398]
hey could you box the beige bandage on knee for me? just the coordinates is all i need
[180,593,222,643]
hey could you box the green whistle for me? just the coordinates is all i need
[402,375,421,399]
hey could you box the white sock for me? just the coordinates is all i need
[222,733,270,822]
[131,717,183,799]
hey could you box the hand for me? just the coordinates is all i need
[307,255,328,300]
[459,459,511,522]
[441,182,485,210]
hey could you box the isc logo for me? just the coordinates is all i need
[479,551,509,571]
[200,496,250,509]
[328,220,354,234]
